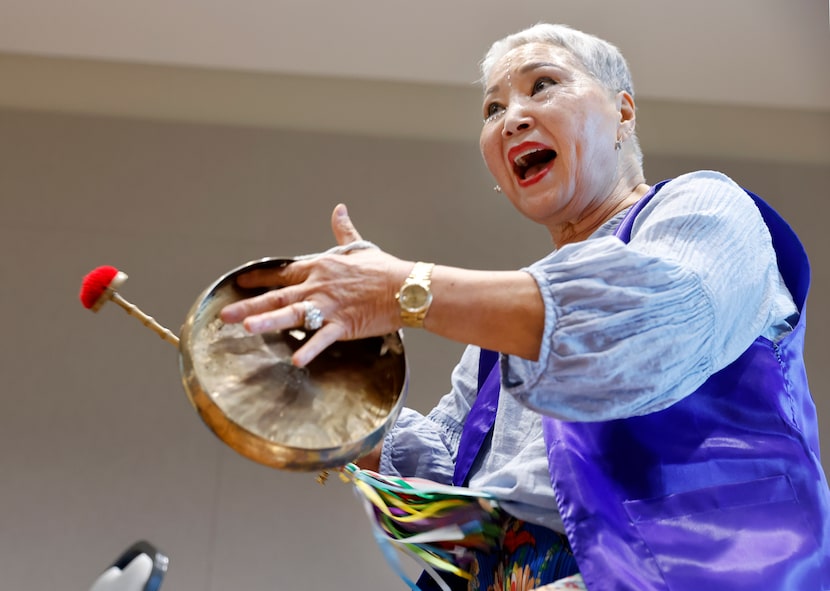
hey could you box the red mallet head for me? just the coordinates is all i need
[80,265,128,312]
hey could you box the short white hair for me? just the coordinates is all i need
[480,23,634,94]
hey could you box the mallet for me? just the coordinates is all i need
[79,265,179,347]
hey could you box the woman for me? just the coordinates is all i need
[220,23,830,591]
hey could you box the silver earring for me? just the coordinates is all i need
[493,185,502,193]
[614,139,622,151]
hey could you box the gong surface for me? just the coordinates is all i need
[179,258,408,471]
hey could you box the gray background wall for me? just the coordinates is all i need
[1,55,828,590]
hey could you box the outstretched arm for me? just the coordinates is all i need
[220,203,544,367]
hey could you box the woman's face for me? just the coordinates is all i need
[480,42,626,233]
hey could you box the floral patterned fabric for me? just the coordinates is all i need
[468,516,580,591]
[533,574,586,590]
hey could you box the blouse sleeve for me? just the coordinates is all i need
[502,170,797,421]
[378,345,482,481]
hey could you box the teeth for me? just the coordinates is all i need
[514,149,541,167]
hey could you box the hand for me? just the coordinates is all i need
[220,204,410,367]
[355,441,383,471]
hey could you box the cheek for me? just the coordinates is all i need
[479,131,504,176]
[569,111,614,168]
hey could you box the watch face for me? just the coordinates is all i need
[400,284,429,311]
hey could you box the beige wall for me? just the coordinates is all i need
[1,56,828,590]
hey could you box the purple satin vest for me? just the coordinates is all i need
[455,181,830,590]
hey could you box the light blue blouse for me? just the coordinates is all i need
[379,170,799,533]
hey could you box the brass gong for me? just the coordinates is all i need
[178,257,408,471]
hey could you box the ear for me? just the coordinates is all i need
[616,90,636,140]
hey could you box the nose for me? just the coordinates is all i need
[501,101,534,137]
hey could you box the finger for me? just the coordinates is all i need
[236,261,307,289]
[331,203,363,246]
[235,268,284,289]
[292,322,346,367]
[219,287,298,324]
[242,301,307,334]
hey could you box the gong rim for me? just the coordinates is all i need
[178,257,408,471]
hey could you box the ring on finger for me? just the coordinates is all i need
[302,301,324,331]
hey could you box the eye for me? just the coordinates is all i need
[483,102,505,122]
[531,76,557,95]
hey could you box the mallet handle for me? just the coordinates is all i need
[110,292,180,348]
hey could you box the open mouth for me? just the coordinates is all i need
[512,148,557,184]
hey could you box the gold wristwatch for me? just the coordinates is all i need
[395,262,435,328]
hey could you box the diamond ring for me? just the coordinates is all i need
[302,301,324,331]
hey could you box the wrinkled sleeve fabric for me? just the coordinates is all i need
[378,346,481,482]
[503,170,797,421]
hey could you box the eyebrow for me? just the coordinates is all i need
[520,61,559,74]
[484,61,562,97]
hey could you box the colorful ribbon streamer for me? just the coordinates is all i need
[341,463,502,590]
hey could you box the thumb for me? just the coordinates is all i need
[331,203,363,245]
